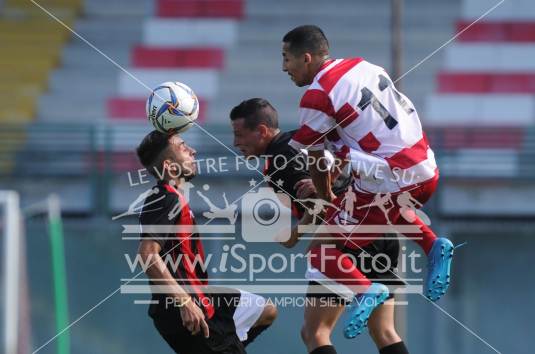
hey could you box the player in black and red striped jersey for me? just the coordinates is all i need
[229,98,407,354]
[136,131,276,354]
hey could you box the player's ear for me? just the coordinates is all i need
[303,53,312,64]
[257,124,269,138]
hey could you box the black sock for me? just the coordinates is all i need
[379,341,409,354]
[310,345,337,354]
[242,325,270,347]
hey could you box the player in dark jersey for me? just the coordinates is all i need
[136,131,277,354]
[229,98,407,354]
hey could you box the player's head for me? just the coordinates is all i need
[136,130,197,182]
[282,25,330,87]
[229,98,279,158]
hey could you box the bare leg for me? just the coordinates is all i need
[367,298,402,349]
[301,289,346,352]
[252,302,277,327]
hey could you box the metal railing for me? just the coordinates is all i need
[1,122,534,178]
[1,122,534,215]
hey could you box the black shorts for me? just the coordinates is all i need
[306,234,406,303]
[150,288,265,354]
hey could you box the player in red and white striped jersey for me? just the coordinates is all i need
[289,57,438,193]
[282,25,456,354]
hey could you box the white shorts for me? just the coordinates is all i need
[233,290,266,341]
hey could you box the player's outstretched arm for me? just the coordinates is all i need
[138,239,210,338]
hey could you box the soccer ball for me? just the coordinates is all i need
[146,81,199,133]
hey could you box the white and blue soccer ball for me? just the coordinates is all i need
[146,81,199,133]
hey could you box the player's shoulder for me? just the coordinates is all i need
[266,130,301,157]
[314,57,367,81]
[143,183,177,207]
[139,183,180,222]
[306,57,369,99]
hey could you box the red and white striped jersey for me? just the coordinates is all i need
[289,58,438,193]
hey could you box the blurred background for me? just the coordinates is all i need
[1,0,534,353]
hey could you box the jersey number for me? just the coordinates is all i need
[357,74,414,130]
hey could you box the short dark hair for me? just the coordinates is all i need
[229,98,279,130]
[283,25,329,56]
[136,130,175,177]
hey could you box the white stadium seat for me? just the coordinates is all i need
[117,69,219,98]
[462,0,535,20]
[425,94,535,125]
[142,19,237,47]
[444,43,535,72]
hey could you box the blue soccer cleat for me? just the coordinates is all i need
[424,237,455,301]
[343,283,389,339]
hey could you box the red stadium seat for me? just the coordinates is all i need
[492,74,535,93]
[509,22,535,42]
[437,73,491,93]
[438,72,535,93]
[157,0,244,19]
[132,46,224,69]
[456,21,535,42]
[456,21,508,41]
[107,97,207,122]
[427,127,525,150]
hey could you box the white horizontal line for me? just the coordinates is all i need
[121,284,423,294]
[123,225,236,234]
[298,225,423,234]
[134,300,159,305]
[299,237,423,240]
[121,278,247,282]
[122,237,236,240]
[254,278,423,282]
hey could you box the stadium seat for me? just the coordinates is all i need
[462,0,535,21]
[117,69,219,98]
[132,47,224,69]
[439,148,519,177]
[437,73,535,93]
[456,21,510,42]
[0,12,76,124]
[142,19,238,47]
[0,102,36,122]
[5,0,82,9]
[156,0,244,18]
[456,21,535,42]
[427,127,525,150]
[444,43,535,71]
[426,0,535,183]
[83,0,154,17]
[426,94,535,126]
[106,97,207,122]
[0,83,46,97]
